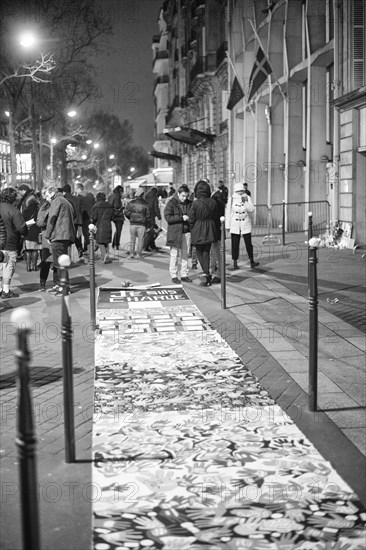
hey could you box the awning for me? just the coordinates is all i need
[163,126,216,147]
[149,149,181,162]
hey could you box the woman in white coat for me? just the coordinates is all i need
[229,182,259,269]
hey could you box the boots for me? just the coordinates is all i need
[25,251,32,271]
[250,260,260,268]
[233,260,239,270]
[31,250,39,271]
[199,274,212,287]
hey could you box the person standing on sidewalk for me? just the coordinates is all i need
[189,180,219,287]
[0,214,7,262]
[164,184,192,284]
[143,187,162,252]
[108,185,125,251]
[36,187,55,292]
[229,182,259,270]
[21,191,41,271]
[91,192,115,264]
[0,187,28,298]
[124,188,151,258]
[75,182,95,254]
[44,186,76,295]
[210,179,229,284]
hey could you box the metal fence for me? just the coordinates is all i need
[252,201,330,243]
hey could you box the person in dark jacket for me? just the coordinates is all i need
[189,180,219,287]
[143,187,162,251]
[0,187,28,297]
[75,182,95,253]
[164,184,192,284]
[36,187,55,291]
[22,192,41,271]
[44,186,76,295]
[210,180,229,284]
[108,185,125,250]
[91,192,115,263]
[124,188,151,258]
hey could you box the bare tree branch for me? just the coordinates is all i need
[0,52,55,86]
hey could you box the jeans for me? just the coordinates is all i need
[129,225,146,255]
[51,240,71,285]
[0,250,17,285]
[195,243,211,274]
[112,221,124,249]
[210,240,222,276]
[169,233,190,278]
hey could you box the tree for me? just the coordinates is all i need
[0,0,112,187]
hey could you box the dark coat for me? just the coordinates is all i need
[124,197,151,228]
[44,192,76,243]
[22,195,41,243]
[0,214,7,249]
[164,195,192,247]
[107,190,125,222]
[0,202,27,250]
[144,188,161,225]
[64,192,81,225]
[189,181,219,245]
[79,191,95,220]
[91,200,115,244]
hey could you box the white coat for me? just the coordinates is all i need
[229,193,255,235]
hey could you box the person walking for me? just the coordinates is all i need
[229,182,259,270]
[0,214,7,262]
[44,186,76,296]
[36,187,54,291]
[0,187,28,298]
[164,184,192,284]
[188,180,219,287]
[143,186,162,251]
[124,188,151,258]
[91,192,115,263]
[108,185,125,251]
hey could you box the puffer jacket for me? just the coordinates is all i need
[91,200,115,244]
[0,202,27,250]
[189,181,219,245]
[164,195,192,247]
[229,193,255,235]
[124,197,151,228]
[44,192,76,243]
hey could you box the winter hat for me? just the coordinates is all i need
[234,183,245,193]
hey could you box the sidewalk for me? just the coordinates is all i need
[0,225,365,549]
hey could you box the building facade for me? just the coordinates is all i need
[152,0,365,244]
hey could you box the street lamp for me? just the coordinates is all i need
[50,137,57,180]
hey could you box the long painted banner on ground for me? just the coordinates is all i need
[92,286,366,549]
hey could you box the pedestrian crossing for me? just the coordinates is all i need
[92,286,366,549]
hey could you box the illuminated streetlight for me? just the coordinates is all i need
[19,33,37,49]
[67,110,77,118]
[86,139,92,145]
[109,154,115,160]
[93,143,100,149]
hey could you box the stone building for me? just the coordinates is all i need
[152,0,365,244]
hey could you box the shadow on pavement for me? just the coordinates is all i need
[0,366,85,390]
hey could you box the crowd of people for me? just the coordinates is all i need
[0,178,259,297]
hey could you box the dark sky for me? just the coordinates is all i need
[84,0,163,153]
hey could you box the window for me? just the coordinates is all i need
[353,0,365,88]
[359,107,366,151]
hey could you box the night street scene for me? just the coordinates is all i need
[0,1,365,549]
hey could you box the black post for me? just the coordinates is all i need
[89,225,96,331]
[282,200,286,246]
[308,239,319,412]
[307,212,313,290]
[12,308,41,550]
[220,216,226,309]
[58,255,75,463]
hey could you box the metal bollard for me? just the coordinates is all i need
[89,224,97,331]
[58,254,76,463]
[220,216,226,309]
[282,200,286,246]
[307,211,313,290]
[308,237,319,412]
[11,308,41,550]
